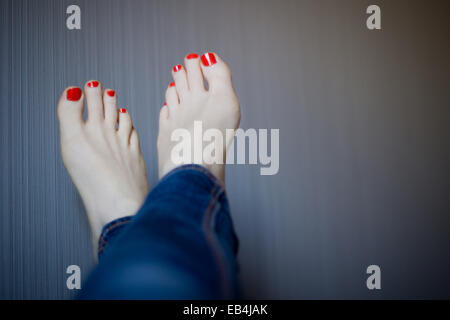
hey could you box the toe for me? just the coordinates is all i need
[117,108,132,144]
[171,64,189,99]
[57,86,84,137]
[159,103,169,127]
[200,52,233,93]
[104,89,118,128]
[165,84,179,107]
[129,129,141,152]
[84,80,104,122]
[184,53,205,92]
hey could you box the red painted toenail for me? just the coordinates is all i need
[107,90,115,97]
[169,82,175,87]
[201,52,217,66]
[67,88,82,101]
[163,102,167,106]
[88,81,99,88]
[173,64,182,72]
[186,53,199,59]
[119,108,127,113]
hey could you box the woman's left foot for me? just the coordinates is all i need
[57,81,149,246]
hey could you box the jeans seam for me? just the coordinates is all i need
[97,217,133,257]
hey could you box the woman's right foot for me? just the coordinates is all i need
[158,52,241,183]
[57,81,149,245]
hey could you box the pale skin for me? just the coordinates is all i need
[57,52,240,251]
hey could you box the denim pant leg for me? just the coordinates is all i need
[78,165,239,299]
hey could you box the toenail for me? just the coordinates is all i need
[186,53,199,59]
[67,88,82,101]
[201,52,217,66]
[119,108,127,113]
[169,82,175,87]
[107,90,115,97]
[88,81,99,88]
[163,102,167,107]
[173,64,182,72]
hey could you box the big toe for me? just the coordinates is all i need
[57,87,84,138]
[200,52,233,93]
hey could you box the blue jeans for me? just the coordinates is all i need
[78,165,239,299]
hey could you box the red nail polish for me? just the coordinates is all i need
[107,90,115,97]
[88,81,99,88]
[201,52,217,66]
[67,88,82,101]
[163,102,167,106]
[173,64,182,72]
[169,82,175,87]
[119,108,127,113]
[186,53,199,59]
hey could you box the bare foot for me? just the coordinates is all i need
[158,52,241,183]
[57,81,149,247]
